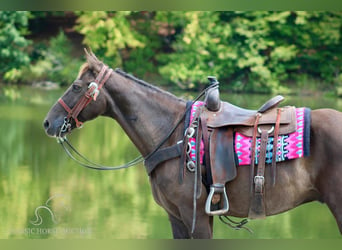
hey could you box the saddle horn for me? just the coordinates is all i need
[205,76,221,112]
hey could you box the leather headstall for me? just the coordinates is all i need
[58,65,113,128]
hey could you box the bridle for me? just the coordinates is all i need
[56,64,147,171]
[58,65,113,130]
[55,64,215,171]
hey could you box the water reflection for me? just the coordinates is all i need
[0,86,340,239]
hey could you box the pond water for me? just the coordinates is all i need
[0,85,341,239]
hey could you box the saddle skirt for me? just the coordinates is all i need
[235,107,310,165]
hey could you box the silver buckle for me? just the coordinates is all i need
[186,127,195,138]
[88,82,100,100]
[254,175,265,185]
[186,161,196,172]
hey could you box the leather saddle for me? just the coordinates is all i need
[144,77,298,219]
[200,77,297,218]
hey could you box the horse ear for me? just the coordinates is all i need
[84,48,102,73]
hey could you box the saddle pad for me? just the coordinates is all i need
[234,107,311,165]
[186,102,310,166]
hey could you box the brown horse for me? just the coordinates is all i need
[43,50,342,238]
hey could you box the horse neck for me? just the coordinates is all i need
[103,72,186,156]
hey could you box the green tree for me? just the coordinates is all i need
[0,11,31,80]
[4,11,340,93]
[156,11,342,92]
[75,11,146,67]
[156,12,246,90]
[33,30,83,85]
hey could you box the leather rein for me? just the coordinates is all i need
[57,65,214,171]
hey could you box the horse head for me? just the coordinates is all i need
[43,49,111,137]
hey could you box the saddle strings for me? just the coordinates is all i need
[218,215,254,234]
[57,82,219,171]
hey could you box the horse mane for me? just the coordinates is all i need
[77,63,90,79]
[77,62,183,102]
[114,68,159,91]
[114,68,184,101]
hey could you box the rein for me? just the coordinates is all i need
[57,65,217,171]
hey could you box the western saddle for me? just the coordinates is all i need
[145,77,297,219]
[201,77,297,218]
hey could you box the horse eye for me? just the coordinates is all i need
[72,84,82,92]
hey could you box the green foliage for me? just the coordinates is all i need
[9,31,83,85]
[154,12,238,89]
[43,31,83,84]
[75,11,146,67]
[1,11,342,94]
[2,86,21,101]
[122,12,163,77]
[0,11,31,78]
[156,11,342,92]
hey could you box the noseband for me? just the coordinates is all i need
[58,65,113,130]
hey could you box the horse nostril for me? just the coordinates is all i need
[43,120,50,130]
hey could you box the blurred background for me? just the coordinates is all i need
[1,11,342,93]
[0,11,341,239]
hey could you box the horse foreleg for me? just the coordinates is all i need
[168,210,213,239]
[168,213,191,239]
[178,207,213,239]
[190,214,213,239]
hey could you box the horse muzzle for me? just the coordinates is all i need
[43,116,73,137]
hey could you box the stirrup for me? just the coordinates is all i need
[205,183,229,216]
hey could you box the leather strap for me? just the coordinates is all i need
[248,113,267,219]
[195,116,203,199]
[98,67,113,90]
[58,65,113,128]
[250,113,261,194]
[248,128,268,219]
[255,130,268,194]
[179,132,188,183]
[271,108,282,186]
[144,143,183,175]
[58,98,72,114]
